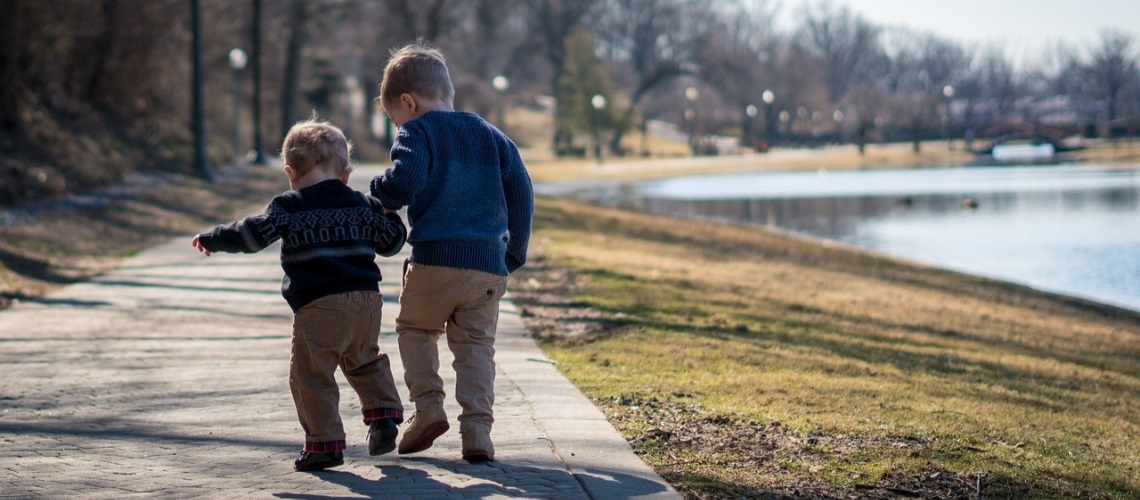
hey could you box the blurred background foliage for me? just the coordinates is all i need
[1,0,1137,205]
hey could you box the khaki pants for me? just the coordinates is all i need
[290,291,403,445]
[397,262,508,433]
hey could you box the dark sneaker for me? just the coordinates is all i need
[368,418,398,456]
[294,450,344,472]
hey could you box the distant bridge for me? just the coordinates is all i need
[972,123,1080,154]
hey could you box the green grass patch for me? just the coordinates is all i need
[519,197,1140,499]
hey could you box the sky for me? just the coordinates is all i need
[781,0,1140,53]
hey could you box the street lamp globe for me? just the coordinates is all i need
[746,104,758,117]
[762,89,774,104]
[943,85,955,98]
[685,86,699,102]
[591,94,606,110]
[228,48,248,71]
[492,75,509,93]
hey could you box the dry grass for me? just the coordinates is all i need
[0,165,287,308]
[513,197,1140,499]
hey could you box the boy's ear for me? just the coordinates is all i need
[283,164,298,182]
[400,93,416,111]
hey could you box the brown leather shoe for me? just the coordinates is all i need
[461,428,494,462]
[397,405,449,454]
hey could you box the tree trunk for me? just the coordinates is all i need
[280,0,307,143]
[85,0,118,103]
[857,120,868,155]
[912,119,922,153]
[0,0,24,135]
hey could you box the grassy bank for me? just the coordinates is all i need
[511,197,1140,499]
[0,165,287,308]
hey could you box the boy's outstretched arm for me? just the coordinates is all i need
[191,235,212,256]
[193,202,284,256]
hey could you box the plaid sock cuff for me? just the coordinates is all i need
[362,407,404,425]
[303,440,346,453]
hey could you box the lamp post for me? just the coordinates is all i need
[342,76,365,142]
[685,86,699,155]
[796,106,808,145]
[942,85,955,150]
[492,75,509,130]
[591,94,606,163]
[745,104,758,149]
[761,89,775,147]
[778,110,790,146]
[228,48,247,160]
[811,110,822,146]
[249,0,267,164]
[833,109,845,144]
[190,0,210,180]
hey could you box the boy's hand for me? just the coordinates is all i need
[191,235,212,256]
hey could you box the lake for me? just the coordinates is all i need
[546,165,1140,313]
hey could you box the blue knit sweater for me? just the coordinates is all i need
[370,111,533,275]
[197,180,407,311]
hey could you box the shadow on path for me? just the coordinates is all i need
[272,456,668,499]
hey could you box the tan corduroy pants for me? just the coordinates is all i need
[290,291,403,444]
[396,262,508,433]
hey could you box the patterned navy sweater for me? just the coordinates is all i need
[196,179,407,312]
[370,110,533,276]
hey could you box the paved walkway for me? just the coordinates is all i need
[0,169,679,499]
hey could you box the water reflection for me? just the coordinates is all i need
[560,166,1140,312]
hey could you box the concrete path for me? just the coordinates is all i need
[0,168,679,499]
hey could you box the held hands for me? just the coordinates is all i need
[191,235,212,256]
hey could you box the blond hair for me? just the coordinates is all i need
[378,42,455,110]
[279,117,353,177]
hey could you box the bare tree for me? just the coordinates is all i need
[593,0,712,153]
[1085,30,1139,123]
[977,43,1023,127]
[1032,40,1083,97]
[382,0,460,43]
[279,0,310,141]
[691,0,780,149]
[518,0,601,150]
[795,0,879,106]
[880,29,965,151]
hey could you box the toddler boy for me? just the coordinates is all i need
[192,118,407,471]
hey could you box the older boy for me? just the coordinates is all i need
[371,43,533,462]
[192,118,407,471]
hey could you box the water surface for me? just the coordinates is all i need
[564,165,1140,312]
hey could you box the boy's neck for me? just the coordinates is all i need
[290,167,347,190]
[413,97,454,119]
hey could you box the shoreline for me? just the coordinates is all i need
[542,191,1140,322]
[510,196,1140,497]
[533,154,1140,321]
